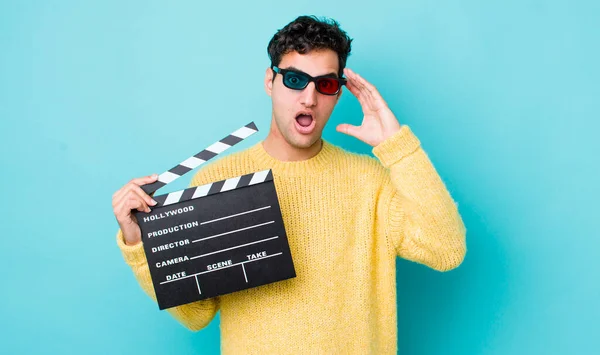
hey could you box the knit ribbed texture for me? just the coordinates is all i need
[116,124,467,354]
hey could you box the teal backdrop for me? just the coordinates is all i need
[1,1,598,354]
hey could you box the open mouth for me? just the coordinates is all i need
[296,113,313,127]
[294,112,316,134]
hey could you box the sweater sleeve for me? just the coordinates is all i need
[115,166,224,331]
[372,125,467,271]
[116,230,219,331]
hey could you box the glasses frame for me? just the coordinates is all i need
[271,65,347,96]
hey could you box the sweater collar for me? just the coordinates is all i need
[249,139,336,177]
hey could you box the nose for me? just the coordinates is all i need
[300,82,318,107]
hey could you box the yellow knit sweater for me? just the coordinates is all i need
[116,125,466,354]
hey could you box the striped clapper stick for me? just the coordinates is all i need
[141,122,259,195]
[134,122,296,310]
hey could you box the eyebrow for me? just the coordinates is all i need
[285,66,339,78]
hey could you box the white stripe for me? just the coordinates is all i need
[231,126,257,139]
[206,141,230,154]
[180,156,205,169]
[249,170,270,185]
[200,206,271,225]
[192,221,275,243]
[164,190,184,205]
[192,183,212,199]
[242,264,248,283]
[190,236,279,259]
[159,252,283,285]
[159,171,180,184]
[221,176,241,192]
[195,275,201,295]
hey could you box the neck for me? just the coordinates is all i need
[262,123,323,162]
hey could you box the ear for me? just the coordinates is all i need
[264,67,274,97]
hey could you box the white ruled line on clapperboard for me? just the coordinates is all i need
[161,252,283,286]
[135,121,296,310]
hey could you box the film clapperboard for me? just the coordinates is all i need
[134,122,296,310]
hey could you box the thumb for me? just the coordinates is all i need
[336,123,362,140]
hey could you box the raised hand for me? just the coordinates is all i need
[336,68,402,147]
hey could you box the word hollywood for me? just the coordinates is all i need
[142,205,195,222]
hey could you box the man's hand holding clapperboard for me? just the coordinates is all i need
[112,122,296,310]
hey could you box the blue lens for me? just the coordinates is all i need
[283,71,309,89]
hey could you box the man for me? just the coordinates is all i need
[112,15,466,354]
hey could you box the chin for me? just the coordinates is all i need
[287,133,320,149]
[291,141,315,149]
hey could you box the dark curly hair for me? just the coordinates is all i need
[267,15,353,77]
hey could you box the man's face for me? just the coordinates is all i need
[264,49,342,149]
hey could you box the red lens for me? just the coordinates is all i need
[316,78,340,95]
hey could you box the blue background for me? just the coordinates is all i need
[1,1,598,354]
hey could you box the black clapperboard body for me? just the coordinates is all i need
[134,122,296,310]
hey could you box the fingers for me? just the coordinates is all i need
[343,68,387,111]
[343,69,365,97]
[344,68,366,94]
[114,185,157,215]
[114,197,149,224]
[115,185,156,216]
[125,196,149,213]
[345,68,378,97]
[336,123,362,140]
[112,174,158,205]
[344,76,369,109]
[344,76,362,97]
[112,174,159,221]
[130,184,157,207]
[130,173,160,187]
